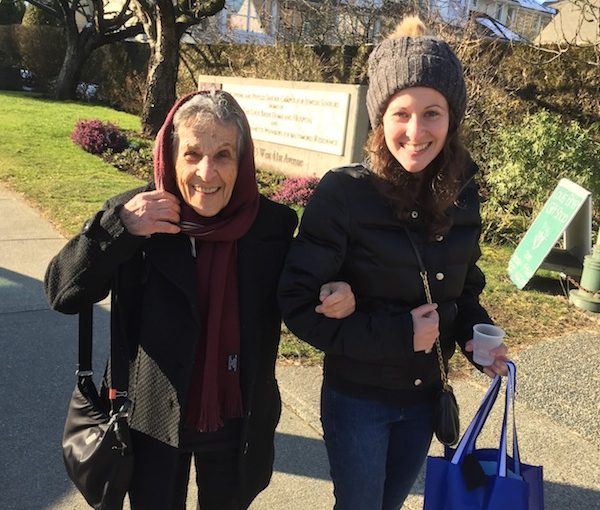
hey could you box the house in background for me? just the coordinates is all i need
[535,0,599,45]
[188,0,277,43]
[432,0,556,39]
[212,0,557,44]
[469,12,528,41]
[189,0,383,44]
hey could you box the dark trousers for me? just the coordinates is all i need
[128,430,244,510]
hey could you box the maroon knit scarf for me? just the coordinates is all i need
[154,91,259,432]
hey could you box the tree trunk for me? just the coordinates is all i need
[54,26,95,100]
[140,0,180,136]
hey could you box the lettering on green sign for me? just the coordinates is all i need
[508,179,591,289]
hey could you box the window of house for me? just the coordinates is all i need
[227,0,244,12]
[506,6,515,26]
[373,18,381,39]
[535,15,543,34]
[302,20,312,37]
[495,3,504,22]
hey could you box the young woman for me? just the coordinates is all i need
[278,17,508,510]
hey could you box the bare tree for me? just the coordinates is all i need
[530,0,599,66]
[273,0,414,45]
[26,0,143,99]
[131,0,225,135]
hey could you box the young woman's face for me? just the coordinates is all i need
[174,118,239,217]
[382,87,450,174]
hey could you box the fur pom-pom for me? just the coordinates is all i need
[389,15,428,39]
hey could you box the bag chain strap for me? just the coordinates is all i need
[419,270,450,391]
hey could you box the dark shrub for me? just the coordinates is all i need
[104,145,154,180]
[71,119,129,155]
[0,0,25,25]
[0,66,21,90]
[83,41,148,115]
[271,176,320,207]
[14,25,64,92]
[256,168,287,197]
[21,3,62,26]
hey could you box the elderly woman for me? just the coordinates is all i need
[45,90,354,509]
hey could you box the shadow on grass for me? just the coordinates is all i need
[523,274,569,297]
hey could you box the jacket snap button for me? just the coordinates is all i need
[411,211,418,219]
[436,272,444,281]
[435,235,444,242]
[414,378,422,386]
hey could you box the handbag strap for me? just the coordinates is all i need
[76,304,94,376]
[77,271,129,413]
[403,227,449,390]
[108,271,129,412]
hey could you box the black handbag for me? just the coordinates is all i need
[404,227,460,446]
[62,284,134,510]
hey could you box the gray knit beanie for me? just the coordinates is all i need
[366,34,467,128]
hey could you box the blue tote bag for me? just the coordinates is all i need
[423,361,544,510]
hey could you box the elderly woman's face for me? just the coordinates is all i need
[174,118,239,217]
[382,87,449,174]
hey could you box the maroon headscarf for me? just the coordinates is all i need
[154,90,260,432]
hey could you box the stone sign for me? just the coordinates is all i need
[198,75,369,177]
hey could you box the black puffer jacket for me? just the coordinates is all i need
[278,163,491,404]
[45,186,298,505]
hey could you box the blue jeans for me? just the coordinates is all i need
[321,383,434,510]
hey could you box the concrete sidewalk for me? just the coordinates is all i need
[1,182,599,509]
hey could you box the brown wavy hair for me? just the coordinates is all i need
[365,113,468,237]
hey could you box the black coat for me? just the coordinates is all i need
[45,187,298,504]
[278,164,491,404]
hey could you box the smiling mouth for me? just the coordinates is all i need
[192,185,219,194]
[402,142,431,153]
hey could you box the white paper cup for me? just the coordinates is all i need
[472,323,505,366]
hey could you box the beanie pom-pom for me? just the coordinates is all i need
[389,15,428,39]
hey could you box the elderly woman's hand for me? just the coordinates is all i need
[464,340,509,378]
[315,281,356,319]
[120,190,182,237]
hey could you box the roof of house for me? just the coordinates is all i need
[513,0,557,14]
[475,15,526,41]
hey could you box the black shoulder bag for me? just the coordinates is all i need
[62,281,134,510]
[404,227,460,446]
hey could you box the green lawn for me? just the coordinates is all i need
[0,91,144,236]
[1,91,595,368]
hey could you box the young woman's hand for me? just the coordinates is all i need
[464,340,509,377]
[315,281,356,319]
[411,303,439,352]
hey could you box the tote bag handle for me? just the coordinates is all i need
[451,374,501,461]
[451,361,521,479]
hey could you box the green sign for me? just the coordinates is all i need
[508,179,591,289]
